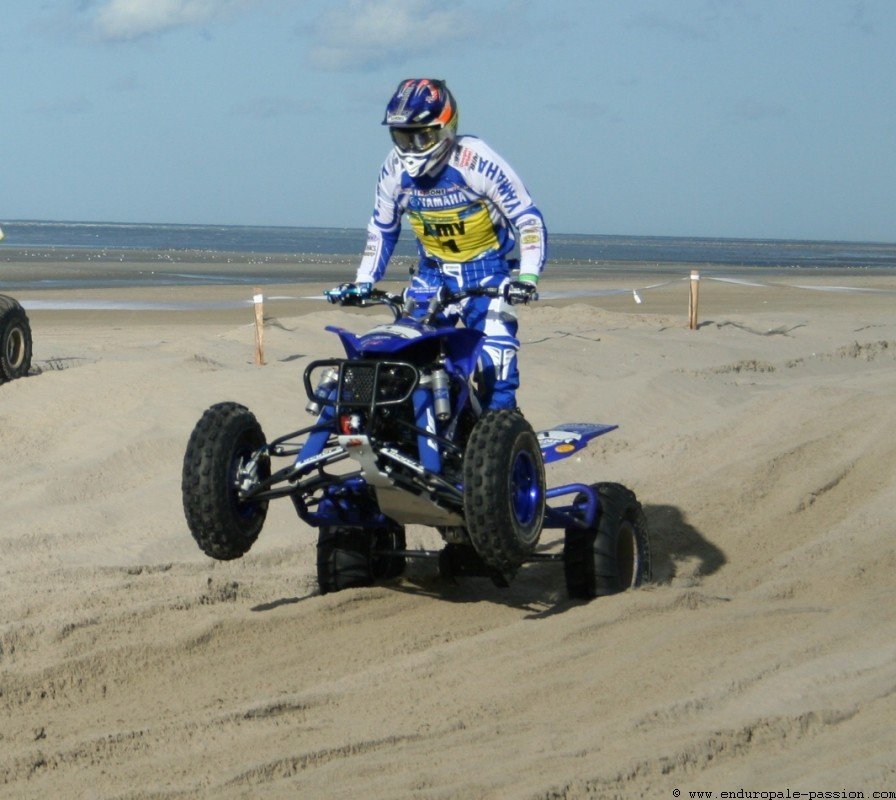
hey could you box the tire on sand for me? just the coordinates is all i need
[463,409,546,582]
[182,402,270,560]
[563,482,651,600]
[0,296,33,383]
[317,521,406,595]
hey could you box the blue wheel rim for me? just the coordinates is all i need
[510,450,540,526]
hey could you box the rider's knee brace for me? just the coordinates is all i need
[478,339,520,410]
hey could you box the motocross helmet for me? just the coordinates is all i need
[383,78,458,178]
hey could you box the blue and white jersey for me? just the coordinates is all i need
[356,135,547,284]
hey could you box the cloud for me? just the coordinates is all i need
[89,0,257,41]
[304,0,502,72]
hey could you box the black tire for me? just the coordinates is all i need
[316,521,406,595]
[372,520,407,580]
[0,297,33,383]
[438,542,504,584]
[316,527,371,595]
[182,402,270,560]
[463,409,546,581]
[563,482,651,600]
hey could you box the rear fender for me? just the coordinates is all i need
[537,423,618,464]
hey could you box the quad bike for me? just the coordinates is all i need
[0,295,32,384]
[182,285,651,599]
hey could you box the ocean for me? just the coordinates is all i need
[1,220,895,292]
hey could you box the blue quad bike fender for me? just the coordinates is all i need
[326,319,484,379]
[536,423,619,531]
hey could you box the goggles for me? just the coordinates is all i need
[389,126,447,154]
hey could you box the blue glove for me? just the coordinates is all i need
[325,282,373,304]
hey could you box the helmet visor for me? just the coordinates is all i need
[390,126,446,155]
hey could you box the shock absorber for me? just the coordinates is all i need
[430,367,451,421]
[305,366,339,416]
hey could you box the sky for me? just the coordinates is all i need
[1,0,894,242]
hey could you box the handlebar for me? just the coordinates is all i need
[335,289,403,315]
[335,285,526,323]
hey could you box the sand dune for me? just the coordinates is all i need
[1,274,895,798]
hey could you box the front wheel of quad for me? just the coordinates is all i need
[182,402,270,560]
[563,482,651,600]
[316,521,406,595]
[463,409,546,582]
[0,297,33,383]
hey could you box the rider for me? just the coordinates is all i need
[326,78,547,411]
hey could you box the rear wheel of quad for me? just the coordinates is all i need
[0,297,33,382]
[316,521,406,594]
[563,482,651,599]
[182,402,270,560]
[463,409,545,582]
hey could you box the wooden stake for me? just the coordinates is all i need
[253,288,265,365]
[688,270,700,330]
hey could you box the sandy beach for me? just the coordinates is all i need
[1,265,895,798]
